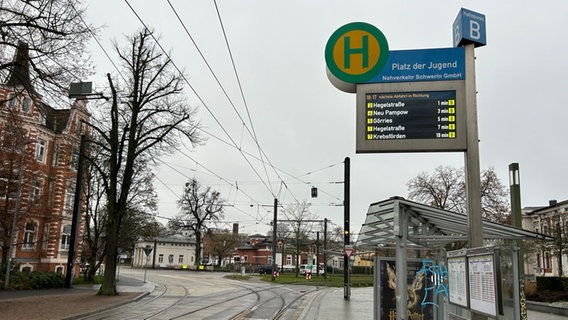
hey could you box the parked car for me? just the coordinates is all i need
[282,265,295,272]
[258,265,274,274]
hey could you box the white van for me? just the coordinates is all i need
[299,264,323,275]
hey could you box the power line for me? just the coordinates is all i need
[124,0,277,200]
[86,2,338,218]
[166,0,285,199]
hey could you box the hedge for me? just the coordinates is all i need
[536,276,568,291]
[1,271,65,290]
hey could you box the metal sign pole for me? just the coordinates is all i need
[344,157,351,300]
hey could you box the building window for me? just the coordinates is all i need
[21,97,31,112]
[168,254,174,264]
[64,180,76,212]
[178,255,184,263]
[42,223,49,251]
[35,139,47,163]
[545,252,551,269]
[55,266,64,274]
[7,93,17,109]
[0,177,8,199]
[78,119,87,135]
[21,265,32,272]
[23,221,37,250]
[39,112,46,125]
[70,149,79,170]
[29,178,42,204]
[286,255,292,265]
[60,225,71,250]
[158,254,164,263]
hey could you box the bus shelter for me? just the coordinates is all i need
[356,196,551,320]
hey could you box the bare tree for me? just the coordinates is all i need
[171,178,225,267]
[0,0,94,101]
[88,29,201,296]
[282,200,317,276]
[406,166,510,223]
[82,142,162,281]
[406,166,464,213]
[204,229,236,267]
[81,146,107,282]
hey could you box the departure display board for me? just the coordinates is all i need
[355,80,466,153]
[365,90,456,140]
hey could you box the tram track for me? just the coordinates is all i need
[74,269,320,320]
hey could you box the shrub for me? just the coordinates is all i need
[351,266,373,274]
[536,276,565,291]
[3,271,65,290]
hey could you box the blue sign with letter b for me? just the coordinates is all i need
[453,8,486,48]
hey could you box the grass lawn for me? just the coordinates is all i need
[254,273,373,287]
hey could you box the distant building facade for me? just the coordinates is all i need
[523,199,568,278]
[233,234,336,271]
[132,235,196,269]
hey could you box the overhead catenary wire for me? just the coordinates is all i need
[166,0,292,202]
[124,0,278,200]
[77,1,344,230]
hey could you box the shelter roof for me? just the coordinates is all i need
[356,196,552,250]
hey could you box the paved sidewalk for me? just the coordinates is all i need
[1,274,567,320]
[0,275,153,320]
[297,286,568,320]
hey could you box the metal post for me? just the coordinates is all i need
[509,163,527,320]
[271,198,278,281]
[464,44,483,249]
[143,244,153,283]
[144,256,149,283]
[344,156,350,300]
[395,202,408,320]
[316,231,320,277]
[324,218,328,279]
[464,43,485,320]
[65,135,87,288]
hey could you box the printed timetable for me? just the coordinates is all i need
[365,90,457,141]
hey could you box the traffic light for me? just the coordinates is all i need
[311,186,318,198]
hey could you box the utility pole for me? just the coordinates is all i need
[65,134,87,288]
[344,157,350,300]
[323,218,328,279]
[316,231,320,277]
[271,198,278,281]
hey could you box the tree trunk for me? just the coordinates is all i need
[558,250,563,277]
[195,230,201,266]
[216,256,222,267]
[98,214,119,295]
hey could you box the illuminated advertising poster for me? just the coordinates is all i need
[378,259,433,320]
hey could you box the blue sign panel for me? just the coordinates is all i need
[453,8,487,47]
[365,47,465,84]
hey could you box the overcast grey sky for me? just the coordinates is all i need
[85,1,568,237]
